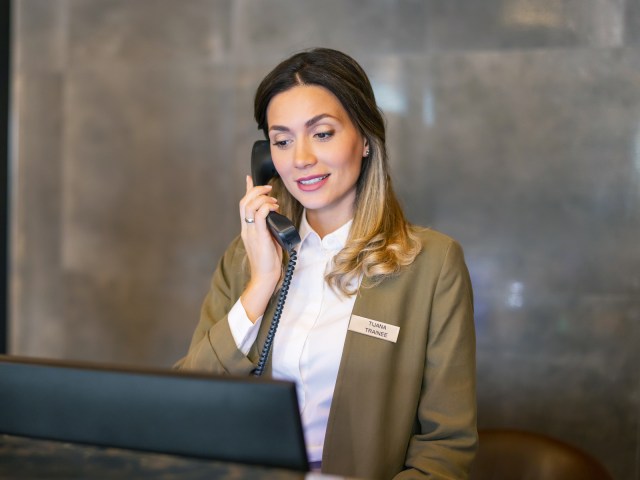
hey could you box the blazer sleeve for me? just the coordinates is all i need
[395,240,478,479]
[173,237,257,375]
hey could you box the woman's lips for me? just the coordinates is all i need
[296,174,330,192]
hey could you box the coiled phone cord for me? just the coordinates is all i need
[253,250,298,377]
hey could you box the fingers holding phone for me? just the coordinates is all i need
[239,176,283,319]
[241,176,279,232]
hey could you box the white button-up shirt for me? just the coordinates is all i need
[227,213,359,462]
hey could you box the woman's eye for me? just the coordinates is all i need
[272,139,290,149]
[315,130,334,140]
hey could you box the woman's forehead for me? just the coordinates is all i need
[266,85,348,126]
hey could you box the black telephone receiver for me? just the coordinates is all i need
[251,140,301,253]
[250,140,300,377]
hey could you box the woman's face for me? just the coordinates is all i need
[266,85,367,235]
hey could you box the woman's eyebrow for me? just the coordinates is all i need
[269,113,338,133]
[305,113,336,127]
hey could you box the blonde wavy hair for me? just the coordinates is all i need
[254,48,421,295]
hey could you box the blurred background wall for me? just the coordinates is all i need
[8,0,639,478]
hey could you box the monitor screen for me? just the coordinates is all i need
[0,355,309,472]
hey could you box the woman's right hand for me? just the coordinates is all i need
[239,175,283,322]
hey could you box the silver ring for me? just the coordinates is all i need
[244,217,255,224]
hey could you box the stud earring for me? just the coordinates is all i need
[364,147,370,158]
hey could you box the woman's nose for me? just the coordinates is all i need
[293,141,317,169]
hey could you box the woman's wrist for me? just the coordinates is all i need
[240,275,279,323]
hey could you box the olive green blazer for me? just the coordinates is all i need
[176,227,477,479]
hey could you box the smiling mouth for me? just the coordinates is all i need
[298,174,329,186]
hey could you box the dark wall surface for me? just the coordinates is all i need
[9,1,640,478]
[0,0,10,354]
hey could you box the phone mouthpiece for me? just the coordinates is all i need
[266,212,301,253]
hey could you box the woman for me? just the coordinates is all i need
[176,48,477,479]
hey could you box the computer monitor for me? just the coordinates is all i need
[0,355,309,472]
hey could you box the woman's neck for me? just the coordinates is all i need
[305,210,353,239]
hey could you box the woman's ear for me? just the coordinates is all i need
[363,140,370,158]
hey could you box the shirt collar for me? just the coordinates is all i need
[298,210,352,252]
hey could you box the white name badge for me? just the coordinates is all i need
[348,315,400,343]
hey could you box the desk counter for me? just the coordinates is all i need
[0,434,348,479]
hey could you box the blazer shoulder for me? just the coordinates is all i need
[220,235,247,265]
[412,225,463,257]
[210,235,249,292]
[407,226,471,285]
